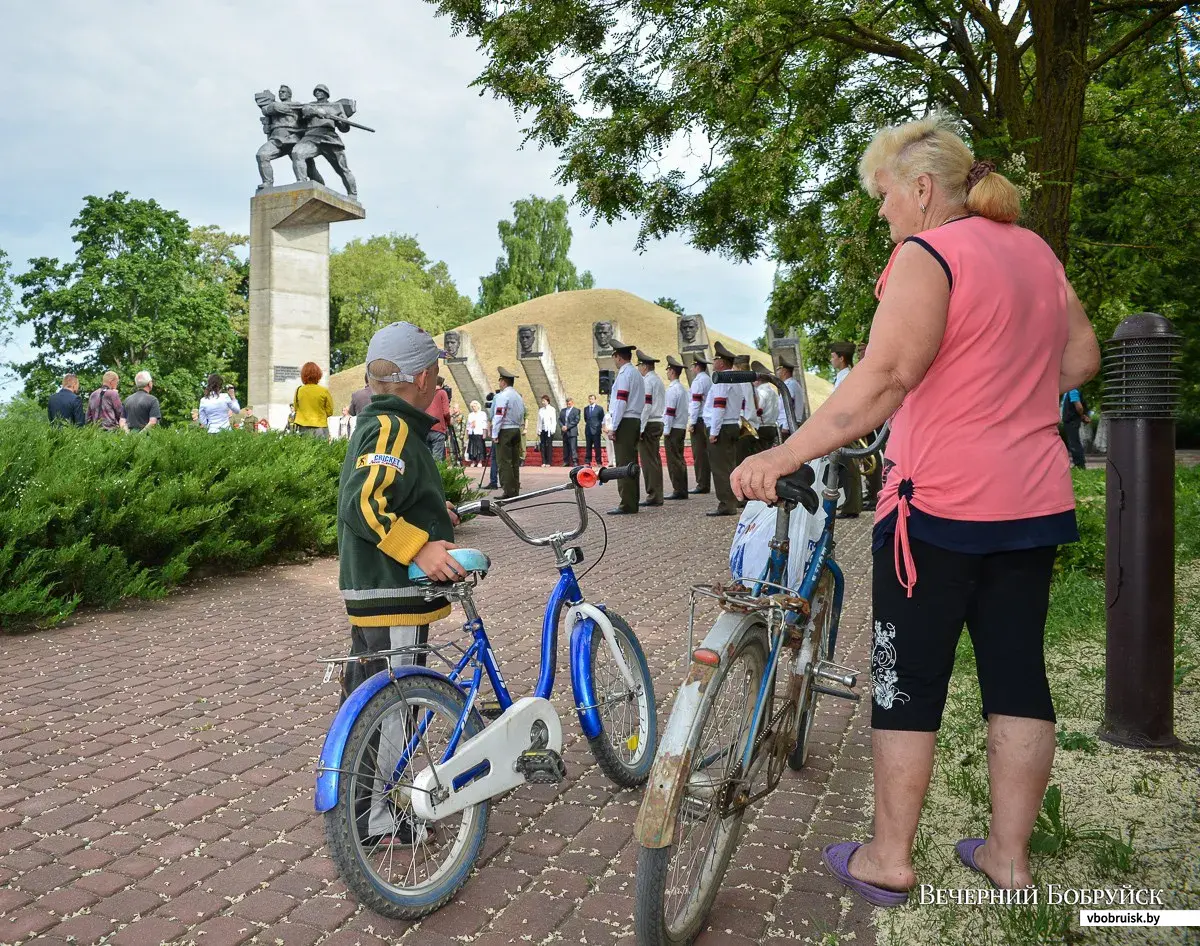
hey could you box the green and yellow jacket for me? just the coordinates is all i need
[337,394,453,627]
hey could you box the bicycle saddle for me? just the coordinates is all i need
[776,465,820,515]
[408,548,491,584]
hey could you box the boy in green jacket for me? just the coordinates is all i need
[338,321,466,700]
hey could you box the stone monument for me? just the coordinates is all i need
[592,319,623,398]
[516,324,567,408]
[441,329,491,412]
[677,314,712,369]
[767,322,812,420]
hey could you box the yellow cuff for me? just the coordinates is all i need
[377,519,430,564]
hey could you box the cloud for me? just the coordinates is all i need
[0,0,774,398]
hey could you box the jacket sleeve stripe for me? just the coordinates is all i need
[359,416,393,541]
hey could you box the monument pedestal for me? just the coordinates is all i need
[248,182,365,429]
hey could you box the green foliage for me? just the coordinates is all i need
[330,234,475,372]
[0,400,480,630]
[1055,469,1106,577]
[190,225,250,387]
[478,195,594,315]
[11,193,242,423]
[653,297,686,316]
[0,247,13,350]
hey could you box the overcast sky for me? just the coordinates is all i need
[0,0,776,398]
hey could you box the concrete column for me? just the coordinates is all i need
[517,324,567,408]
[248,183,365,429]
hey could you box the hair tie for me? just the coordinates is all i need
[966,159,995,191]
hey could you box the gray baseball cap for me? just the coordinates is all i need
[365,322,446,383]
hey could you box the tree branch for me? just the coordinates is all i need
[1092,0,1180,12]
[1089,2,1187,72]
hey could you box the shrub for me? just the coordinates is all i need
[0,401,479,630]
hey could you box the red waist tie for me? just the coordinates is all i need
[893,478,917,598]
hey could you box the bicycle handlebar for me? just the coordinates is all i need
[840,422,890,459]
[713,369,800,438]
[598,462,638,483]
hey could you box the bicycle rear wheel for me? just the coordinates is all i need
[635,623,768,946]
[787,567,835,771]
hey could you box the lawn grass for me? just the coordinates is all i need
[872,466,1200,946]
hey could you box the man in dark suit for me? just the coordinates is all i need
[583,394,605,466]
[559,397,581,466]
[48,374,85,426]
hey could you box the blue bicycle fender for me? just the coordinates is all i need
[314,665,453,813]
[569,617,603,740]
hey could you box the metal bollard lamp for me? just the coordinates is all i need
[1099,312,1180,748]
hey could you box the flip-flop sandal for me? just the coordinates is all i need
[956,838,1034,893]
[821,841,910,908]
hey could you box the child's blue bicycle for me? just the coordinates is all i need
[632,373,887,945]
[314,463,657,918]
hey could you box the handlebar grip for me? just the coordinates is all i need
[713,370,758,384]
[476,500,497,517]
[598,462,638,483]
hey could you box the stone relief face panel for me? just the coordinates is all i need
[443,331,461,359]
[517,325,540,358]
[592,320,620,358]
[678,314,710,353]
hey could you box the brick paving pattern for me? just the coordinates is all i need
[0,467,878,946]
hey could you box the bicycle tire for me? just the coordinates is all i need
[787,568,835,771]
[585,610,658,788]
[635,624,768,946]
[324,675,489,918]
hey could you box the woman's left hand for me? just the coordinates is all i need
[446,501,461,527]
[731,445,802,504]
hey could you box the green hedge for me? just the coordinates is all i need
[0,401,479,630]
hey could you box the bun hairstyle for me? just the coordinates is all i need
[858,113,1021,224]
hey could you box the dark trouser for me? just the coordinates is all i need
[691,422,711,492]
[864,453,883,507]
[340,624,429,702]
[735,428,757,466]
[297,424,329,440]
[639,421,664,504]
[872,535,1057,731]
[539,432,553,465]
[585,430,602,465]
[665,427,688,496]
[563,433,578,466]
[839,457,863,515]
[710,424,740,514]
[426,430,447,462]
[467,434,485,463]
[757,425,778,453]
[1063,420,1086,469]
[498,428,522,498]
[487,439,500,486]
[613,418,642,512]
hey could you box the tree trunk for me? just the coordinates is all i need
[1028,0,1092,263]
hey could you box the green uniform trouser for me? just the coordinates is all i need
[691,422,711,492]
[711,424,740,515]
[665,427,688,496]
[735,428,757,465]
[614,417,642,512]
[757,425,778,454]
[498,428,522,498]
[639,421,664,504]
[839,456,863,515]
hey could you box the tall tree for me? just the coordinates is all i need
[654,296,686,316]
[478,195,594,314]
[429,0,1189,265]
[329,234,474,371]
[190,225,250,391]
[13,193,238,421]
[0,249,14,390]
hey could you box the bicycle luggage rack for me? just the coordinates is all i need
[686,578,810,659]
[315,639,471,685]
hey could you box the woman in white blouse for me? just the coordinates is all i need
[466,400,488,467]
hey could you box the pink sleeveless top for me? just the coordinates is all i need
[873,216,1075,595]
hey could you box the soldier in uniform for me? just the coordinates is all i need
[688,353,713,495]
[491,367,526,498]
[255,85,325,188]
[663,356,690,500]
[607,342,644,515]
[752,361,780,452]
[292,84,359,199]
[703,342,742,516]
[636,350,666,507]
[777,355,806,432]
[733,353,759,465]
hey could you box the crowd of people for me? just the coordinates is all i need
[47,370,165,432]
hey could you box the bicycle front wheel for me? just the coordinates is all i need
[586,610,657,788]
[635,622,768,946]
[324,674,489,918]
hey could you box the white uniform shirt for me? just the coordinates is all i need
[663,379,689,431]
[834,366,850,390]
[609,361,644,428]
[688,370,712,427]
[641,371,666,431]
[739,381,759,430]
[703,381,741,431]
[780,375,804,430]
[537,404,558,435]
[491,386,526,438]
[756,383,780,429]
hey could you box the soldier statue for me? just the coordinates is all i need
[254,83,371,200]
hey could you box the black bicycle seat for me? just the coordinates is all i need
[776,466,820,514]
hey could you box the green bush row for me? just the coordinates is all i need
[0,401,479,630]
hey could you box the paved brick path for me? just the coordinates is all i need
[0,467,878,946]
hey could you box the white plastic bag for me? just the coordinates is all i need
[728,459,829,590]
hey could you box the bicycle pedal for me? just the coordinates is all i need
[813,683,860,702]
[516,749,566,784]
[478,701,505,720]
[814,660,859,689]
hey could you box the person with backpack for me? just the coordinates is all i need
[86,371,127,431]
[1061,388,1089,469]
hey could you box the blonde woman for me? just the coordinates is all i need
[466,399,488,466]
[733,115,1099,901]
